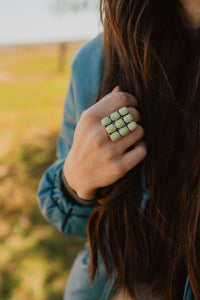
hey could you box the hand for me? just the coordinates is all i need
[63,87,147,200]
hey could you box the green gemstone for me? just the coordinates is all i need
[101,116,111,126]
[110,132,121,141]
[123,113,133,123]
[119,126,129,136]
[106,124,116,134]
[110,111,120,121]
[118,107,128,116]
[128,121,137,131]
[115,118,125,128]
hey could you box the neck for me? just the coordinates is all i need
[180,0,200,28]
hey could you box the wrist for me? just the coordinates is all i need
[75,189,96,201]
[61,169,95,206]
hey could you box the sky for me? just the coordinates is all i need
[0,0,102,45]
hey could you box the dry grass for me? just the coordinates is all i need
[0,41,87,300]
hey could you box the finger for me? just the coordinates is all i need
[127,107,141,123]
[119,141,147,174]
[91,92,138,118]
[111,86,138,121]
[112,86,122,93]
[116,125,144,153]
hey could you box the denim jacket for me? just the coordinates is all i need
[37,33,194,300]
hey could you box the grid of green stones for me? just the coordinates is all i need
[101,106,137,141]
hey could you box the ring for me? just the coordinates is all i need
[101,106,137,141]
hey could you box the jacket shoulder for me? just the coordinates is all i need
[70,33,104,76]
[70,33,105,111]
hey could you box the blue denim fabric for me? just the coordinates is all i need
[37,34,195,300]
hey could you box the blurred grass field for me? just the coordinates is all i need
[0,41,87,300]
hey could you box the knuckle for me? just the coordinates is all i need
[91,130,104,148]
[104,146,117,161]
[119,92,138,108]
[80,109,89,122]
[112,160,126,177]
[123,92,138,107]
[80,109,94,126]
[80,109,88,119]
[130,108,141,122]
[131,95,138,106]
[119,92,129,105]
[112,92,128,106]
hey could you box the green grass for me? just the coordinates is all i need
[0,42,87,300]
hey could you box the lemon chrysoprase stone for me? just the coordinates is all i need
[110,131,121,141]
[110,111,120,121]
[119,126,129,136]
[115,118,125,128]
[128,121,137,131]
[101,116,111,126]
[119,107,128,116]
[123,113,133,123]
[106,124,116,134]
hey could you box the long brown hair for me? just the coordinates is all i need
[87,1,200,299]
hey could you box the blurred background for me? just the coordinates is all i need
[0,1,101,299]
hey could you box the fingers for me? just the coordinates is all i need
[119,142,147,175]
[128,107,141,123]
[116,125,144,152]
[89,92,138,119]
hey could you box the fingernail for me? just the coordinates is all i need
[112,86,121,93]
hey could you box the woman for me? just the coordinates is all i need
[38,0,200,299]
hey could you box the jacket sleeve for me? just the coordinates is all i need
[37,39,102,238]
